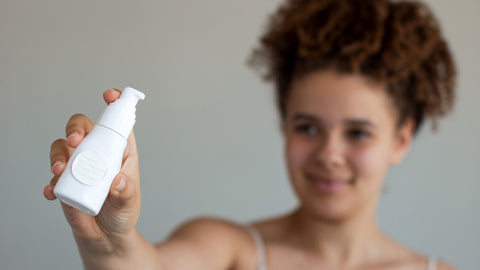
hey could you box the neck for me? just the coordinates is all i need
[285,203,387,267]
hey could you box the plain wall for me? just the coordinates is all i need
[1,0,478,269]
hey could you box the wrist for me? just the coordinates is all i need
[75,229,157,269]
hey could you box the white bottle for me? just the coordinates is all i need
[54,87,145,216]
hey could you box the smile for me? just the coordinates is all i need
[306,174,352,193]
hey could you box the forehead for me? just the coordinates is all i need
[286,70,395,125]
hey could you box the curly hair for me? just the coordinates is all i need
[249,0,456,134]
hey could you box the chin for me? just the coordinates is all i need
[299,197,356,224]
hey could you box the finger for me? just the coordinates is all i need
[103,88,122,105]
[50,175,59,186]
[43,185,56,200]
[65,113,94,148]
[50,139,72,176]
[123,130,139,161]
[108,173,138,210]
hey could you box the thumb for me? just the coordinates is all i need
[108,173,137,209]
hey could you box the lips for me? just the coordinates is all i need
[306,173,350,183]
[306,173,352,193]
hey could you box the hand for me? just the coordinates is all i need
[44,89,142,250]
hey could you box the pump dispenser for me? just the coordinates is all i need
[54,87,145,216]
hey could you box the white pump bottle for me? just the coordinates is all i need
[54,87,145,216]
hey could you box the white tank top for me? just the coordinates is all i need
[246,226,437,270]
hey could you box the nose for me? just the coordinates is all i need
[313,132,345,169]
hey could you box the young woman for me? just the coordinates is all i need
[45,0,457,269]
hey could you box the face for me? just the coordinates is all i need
[283,70,414,222]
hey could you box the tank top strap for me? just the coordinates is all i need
[246,226,268,270]
[247,227,437,270]
[427,256,437,270]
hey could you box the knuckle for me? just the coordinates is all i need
[50,139,67,154]
[69,113,86,122]
[65,113,93,136]
[51,138,66,148]
[50,139,68,161]
[66,113,87,129]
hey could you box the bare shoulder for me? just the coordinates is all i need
[248,213,292,240]
[168,215,248,240]
[154,216,257,270]
[436,259,458,270]
[162,215,256,253]
[376,235,458,270]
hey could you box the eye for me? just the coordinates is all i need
[295,124,318,135]
[347,129,371,140]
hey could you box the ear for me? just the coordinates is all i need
[390,118,415,165]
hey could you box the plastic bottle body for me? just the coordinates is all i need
[54,125,126,216]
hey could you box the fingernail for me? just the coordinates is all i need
[44,185,56,200]
[67,132,79,139]
[51,161,63,171]
[115,176,126,191]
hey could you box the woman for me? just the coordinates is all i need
[45,0,457,269]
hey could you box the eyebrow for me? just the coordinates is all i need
[291,113,377,129]
[344,119,377,129]
[292,113,317,122]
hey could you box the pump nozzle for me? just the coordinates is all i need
[97,87,146,139]
[120,87,146,108]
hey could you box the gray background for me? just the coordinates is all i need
[1,0,478,269]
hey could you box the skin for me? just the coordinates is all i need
[45,70,456,270]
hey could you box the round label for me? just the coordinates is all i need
[71,150,108,186]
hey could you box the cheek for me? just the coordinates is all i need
[285,137,313,200]
[285,137,310,173]
[350,143,392,182]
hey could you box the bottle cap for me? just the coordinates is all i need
[97,87,146,139]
